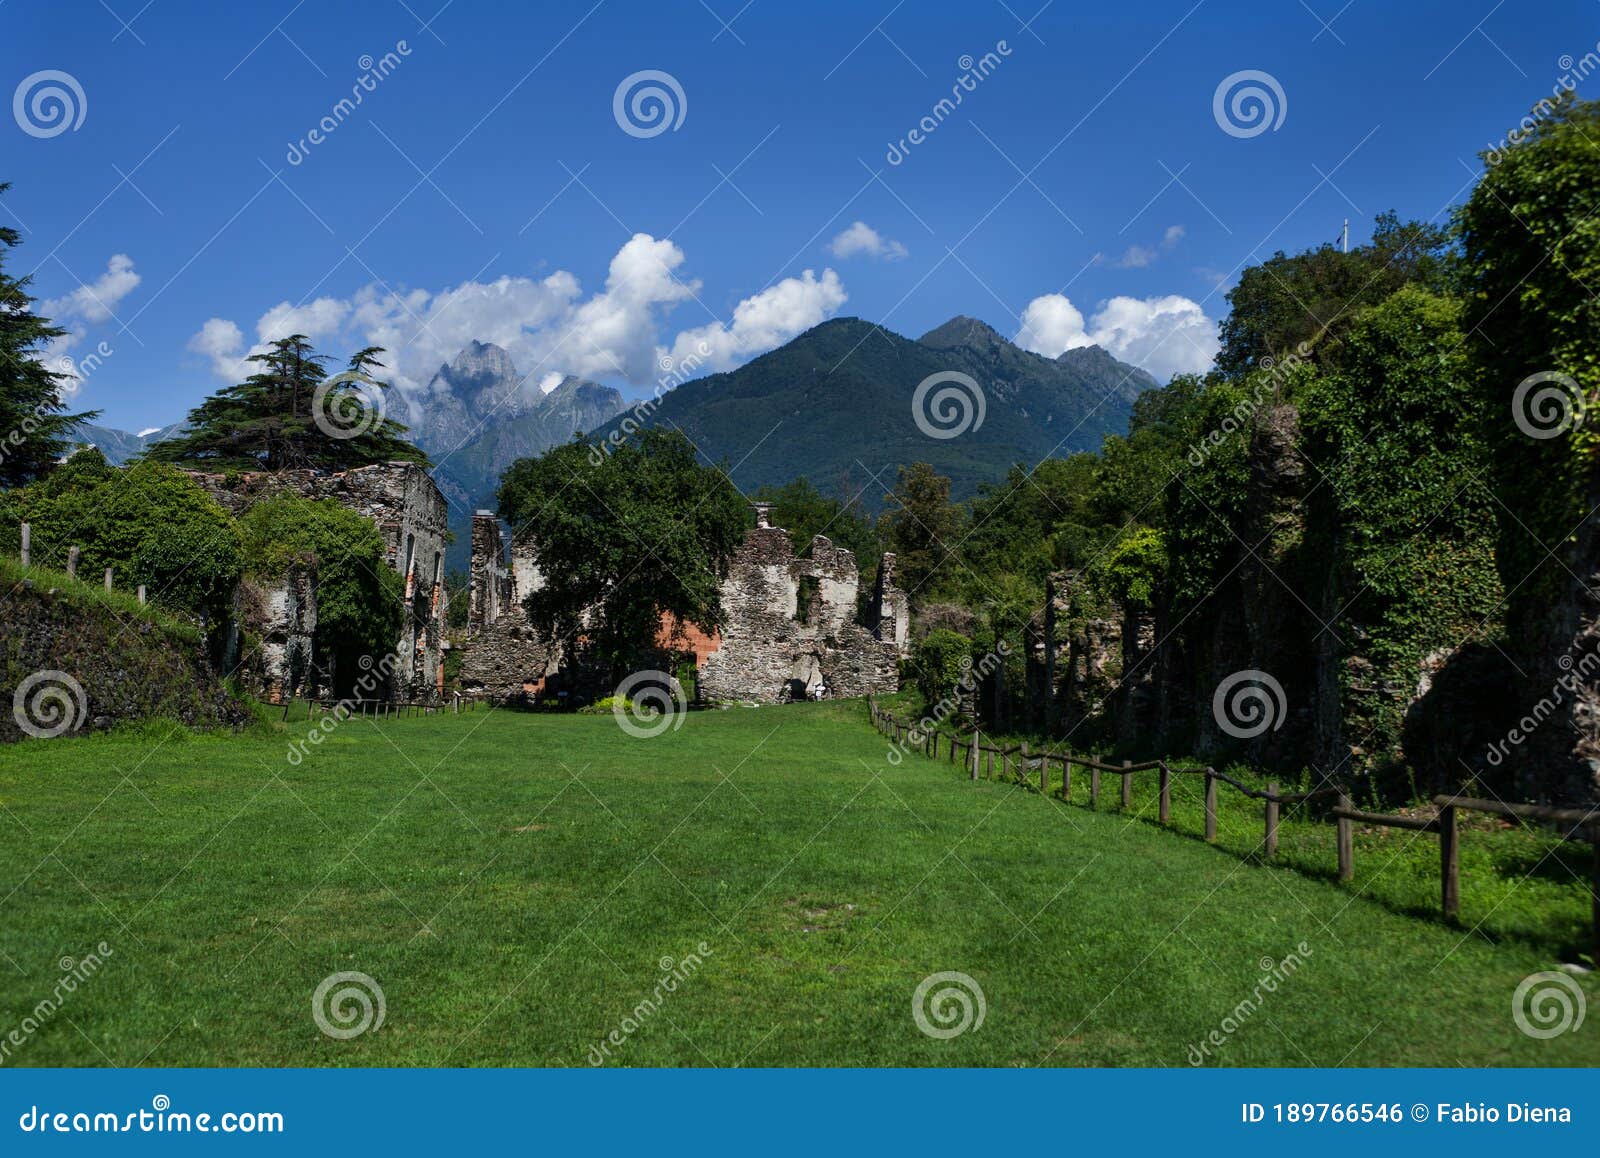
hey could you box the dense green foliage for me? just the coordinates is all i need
[149,337,425,471]
[910,628,973,709]
[0,183,97,486]
[1,450,241,625]
[1459,93,1600,646]
[237,494,403,665]
[497,428,748,676]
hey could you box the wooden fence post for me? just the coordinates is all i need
[19,522,29,567]
[66,545,80,578]
[1060,758,1071,802]
[1038,746,1047,794]
[1090,764,1100,808]
[1204,770,1217,842]
[986,745,994,780]
[1440,802,1459,920]
[970,731,979,781]
[104,567,113,592]
[1121,759,1132,810]
[1158,762,1171,825]
[1020,742,1030,790]
[1265,781,1279,858]
[1336,792,1354,882]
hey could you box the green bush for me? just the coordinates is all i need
[4,451,241,624]
[913,629,973,708]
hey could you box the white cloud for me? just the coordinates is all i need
[187,317,248,382]
[828,221,908,262]
[42,254,141,325]
[1113,225,1184,269]
[189,235,849,400]
[1015,291,1219,382]
[665,268,847,373]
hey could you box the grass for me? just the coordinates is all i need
[0,698,1594,1067]
[0,556,202,644]
[876,690,1599,963]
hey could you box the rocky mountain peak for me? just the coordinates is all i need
[917,315,1007,351]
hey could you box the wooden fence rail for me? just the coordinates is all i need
[283,693,485,720]
[867,699,1600,957]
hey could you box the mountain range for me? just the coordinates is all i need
[593,315,1157,500]
[67,316,1158,567]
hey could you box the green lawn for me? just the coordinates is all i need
[0,699,1594,1067]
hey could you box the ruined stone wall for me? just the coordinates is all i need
[871,552,910,656]
[698,508,901,705]
[186,462,450,701]
[460,513,560,699]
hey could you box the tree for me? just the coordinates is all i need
[1216,212,1455,377]
[149,336,426,471]
[879,462,963,602]
[496,428,748,680]
[0,183,97,486]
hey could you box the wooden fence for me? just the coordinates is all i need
[283,692,486,720]
[869,700,1600,957]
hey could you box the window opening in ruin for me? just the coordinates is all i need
[794,574,820,624]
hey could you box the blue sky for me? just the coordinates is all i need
[7,0,1593,432]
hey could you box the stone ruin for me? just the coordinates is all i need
[461,502,908,704]
[459,511,559,701]
[185,462,450,702]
